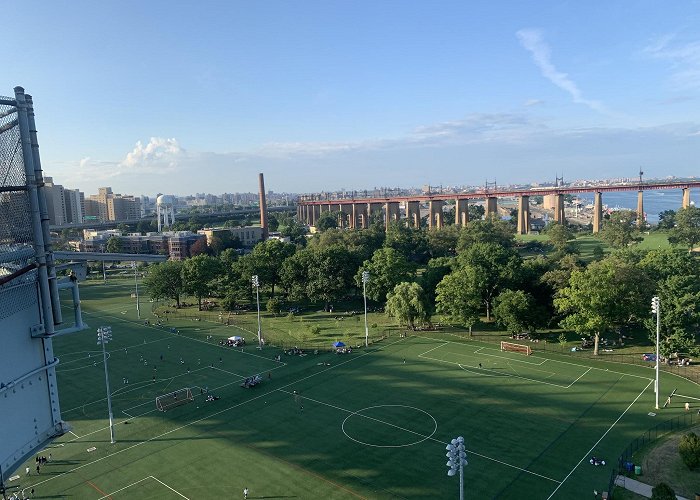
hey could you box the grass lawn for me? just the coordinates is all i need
[9,280,699,499]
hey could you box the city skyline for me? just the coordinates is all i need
[3,1,700,194]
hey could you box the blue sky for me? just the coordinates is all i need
[3,1,700,196]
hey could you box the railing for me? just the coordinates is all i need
[606,412,700,497]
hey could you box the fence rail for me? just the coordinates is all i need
[607,412,700,497]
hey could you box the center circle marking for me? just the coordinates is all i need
[341,404,438,448]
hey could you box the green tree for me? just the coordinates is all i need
[143,260,184,307]
[555,257,651,355]
[545,223,574,254]
[355,247,415,303]
[427,225,460,258]
[639,248,700,282]
[189,238,211,257]
[182,255,221,310]
[234,239,295,297]
[651,482,675,500]
[657,209,676,230]
[598,210,642,248]
[456,242,522,321]
[457,218,515,252]
[305,244,359,308]
[468,204,485,221]
[106,236,122,253]
[679,432,700,470]
[435,267,481,334]
[668,206,700,250]
[643,275,700,355]
[384,222,428,262]
[386,282,429,329]
[493,289,535,334]
[266,296,282,316]
[315,211,339,232]
[419,256,454,307]
[280,248,314,301]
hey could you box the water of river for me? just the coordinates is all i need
[575,189,697,224]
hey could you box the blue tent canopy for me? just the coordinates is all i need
[333,341,346,347]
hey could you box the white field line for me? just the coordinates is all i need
[420,353,572,389]
[150,476,191,499]
[97,476,151,499]
[567,367,593,388]
[82,308,281,364]
[69,430,81,439]
[545,379,654,500]
[675,393,700,402]
[277,389,561,484]
[419,341,548,367]
[32,337,406,491]
[97,475,191,500]
[416,335,654,382]
[458,364,509,377]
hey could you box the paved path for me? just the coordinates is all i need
[615,475,690,500]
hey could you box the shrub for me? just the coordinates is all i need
[371,323,378,329]
[679,432,700,469]
[651,482,675,500]
[287,311,295,321]
[558,332,567,346]
[266,297,281,316]
[308,325,321,335]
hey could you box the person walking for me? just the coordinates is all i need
[243,487,249,499]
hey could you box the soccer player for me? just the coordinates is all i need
[243,487,249,499]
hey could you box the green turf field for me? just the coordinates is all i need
[12,280,699,499]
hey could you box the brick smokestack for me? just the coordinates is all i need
[258,173,268,239]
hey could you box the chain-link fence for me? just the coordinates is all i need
[607,412,700,496]
[0,93,37,288]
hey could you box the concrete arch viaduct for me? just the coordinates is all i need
[296,181,700,234]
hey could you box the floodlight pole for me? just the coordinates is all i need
[651,297,660,410]
[445,436,467,500]
[97,326,115,444]
[252,275,262,349]
[362,270,369,347]
[101,244,106,283]
[133,261,140,319]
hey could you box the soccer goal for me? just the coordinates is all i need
[500,341,532,356]
[156,387,195,412]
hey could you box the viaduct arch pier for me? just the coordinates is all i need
[297,181,699,234]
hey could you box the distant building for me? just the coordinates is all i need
[74,229,205,260]
[86,187,141,222]
[43,177,67,226]
[63,188,85,224]
[198,226,264,249]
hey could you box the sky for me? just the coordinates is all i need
[3,0,700,196]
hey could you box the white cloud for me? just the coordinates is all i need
[121,137,184,169]
[643,34,700,90]
[516,29,608,114]
[524,99,544,107]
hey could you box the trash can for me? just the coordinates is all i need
[634,465,642,475]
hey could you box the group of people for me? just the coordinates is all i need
[335,347,352,354]
[589,456,606,466]
[241,374,262,388]
[285,347,304,356]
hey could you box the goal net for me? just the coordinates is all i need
[500,341,532,356]
[156,387,195,412]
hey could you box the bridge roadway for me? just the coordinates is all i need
[296,181,700,234]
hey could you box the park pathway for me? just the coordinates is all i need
[615,475,691,500]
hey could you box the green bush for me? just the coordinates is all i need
[679,432,700,469]
[558,332,567,345]
[651,482,675,500]
[287,311,295,321]
[308,325,321,335]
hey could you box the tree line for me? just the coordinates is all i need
[143,206,700,357]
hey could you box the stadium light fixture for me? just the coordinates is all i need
[97,326,115,444]
[133,261,140,319]
[445,436,467,500]
[651,296,660,410]
[362,270,369,347]
[252,275,262,349]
